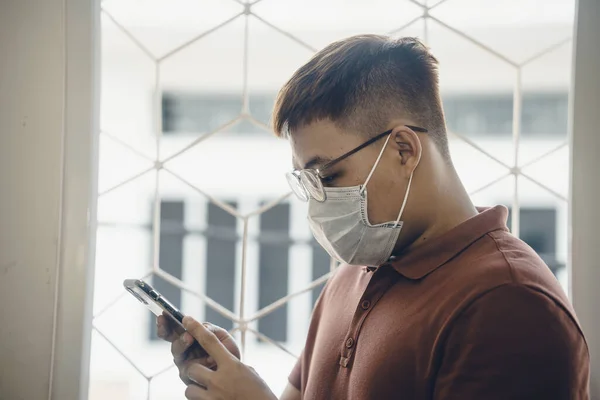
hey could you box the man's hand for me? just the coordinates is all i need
[156,313,241,385]
[180,316,277,400]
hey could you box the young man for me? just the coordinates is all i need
[157,35,590,399]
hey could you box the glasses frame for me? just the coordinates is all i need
[287,125,428,202]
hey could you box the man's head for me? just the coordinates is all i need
[273,35,467,256]
[273,35,448,158]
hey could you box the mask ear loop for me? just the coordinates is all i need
[393,171,413,227]
[360,133,392,196]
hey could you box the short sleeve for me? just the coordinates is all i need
[433,284,589,400]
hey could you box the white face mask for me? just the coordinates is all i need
[307,134,414,266]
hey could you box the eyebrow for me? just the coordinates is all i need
[303,156,332,170]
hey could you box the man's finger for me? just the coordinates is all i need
[186,363,213,387]
[183,317,234,365]
[172,332,194,364]
[184,384,209,400]
[157,314,180,342]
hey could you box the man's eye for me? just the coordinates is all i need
[320,174,338,184]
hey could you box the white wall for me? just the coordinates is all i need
[570,0,600,396]
[0,1,98,399]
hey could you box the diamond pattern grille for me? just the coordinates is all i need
[92,0,574,397]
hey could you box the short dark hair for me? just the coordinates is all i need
[272,35,449,158]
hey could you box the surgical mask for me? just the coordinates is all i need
[307,134,415,266]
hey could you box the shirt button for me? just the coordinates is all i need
[361,300,371,310]
[345,337,354,348]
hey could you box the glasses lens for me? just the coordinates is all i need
[300,170,326,202]
[285,172,309,202]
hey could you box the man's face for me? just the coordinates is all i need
[290,120,414,225]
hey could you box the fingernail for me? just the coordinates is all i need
[206,356,215,365]
[182,316,191,327]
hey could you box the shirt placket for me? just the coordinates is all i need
[339,266,400,368]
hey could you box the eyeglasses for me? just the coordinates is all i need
[286,125,428,202]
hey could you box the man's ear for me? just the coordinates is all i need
[391,126,422,173]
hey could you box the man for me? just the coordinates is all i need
[157,35,590,399]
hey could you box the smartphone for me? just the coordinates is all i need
[124,278,208,362]
[123,278,187,329]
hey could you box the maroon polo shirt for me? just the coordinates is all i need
[289,206,589,399]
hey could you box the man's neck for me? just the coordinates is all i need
[401,171,478,254]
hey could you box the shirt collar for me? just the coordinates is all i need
[382,205,509,280]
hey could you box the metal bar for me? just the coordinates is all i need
[151,169,161,272]
[101,8,156,62]
[92,326,150,379]
[468,172,511,196]
[513,70,522,168]
[251,13,318,53]
[160,116,242,165]
[239,218,249,360]
[162,168,242,218]
[154,268,240,322]
[246,328,298,359]
[429,16,519,67]
[151,171,161,272]
[244,192,292,218]
[388,15,423,35]
[246,114,273,133]
[240,326,247,362]
[449,130,512,170]
[511,69,523,238]
[97,166,154,197]
[157,13,244,62]
[428,0,452,11]
[520,37,572,67]
[241,13,250,114]
[152,63,163,273]
[423,14,429,44]
[149,363,177,380]
[519,140,568,169]
[520,172,568,202]
[153,63,162,162]
[100,130,155,162]
[246,273,331,323]
[406,0,426,9]
[512,174,520,237]
[93,270,153,319]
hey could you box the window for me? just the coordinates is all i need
[205,202,238,330]
[258,203,290,342]
[311,241,330,306]
[147,199,322,345]
[161,92,569,138]
[162,92,273,135]
[507,207,563,275]
[444,93,569,137]
[149,201,184,340]
[95,0,575,396]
